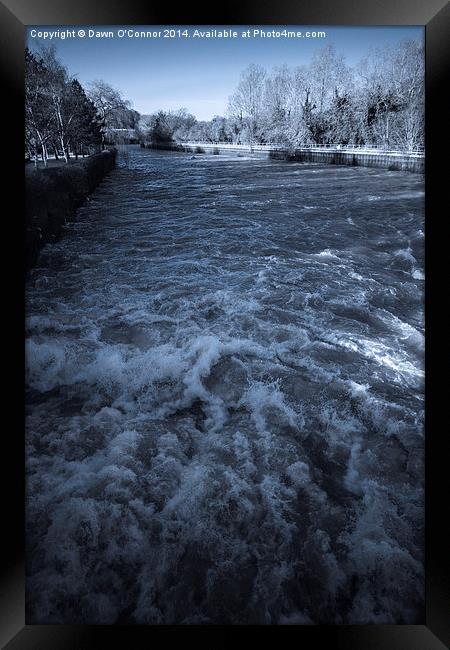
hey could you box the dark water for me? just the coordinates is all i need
[26,146,425,624]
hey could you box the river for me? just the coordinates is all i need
[26,145,425,624]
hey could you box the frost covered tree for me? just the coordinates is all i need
[323,91,363,144]
[135,38,423,151]
[356,40,424,149]
[165,108,197,141]
[310,45,350,113]
[228,64,267,146]
[136,109,196,144]
[208,116,232,143]
[261,65,312,147]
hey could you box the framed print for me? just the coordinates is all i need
[1,0,449,647]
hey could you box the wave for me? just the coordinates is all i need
[26,147,425,624]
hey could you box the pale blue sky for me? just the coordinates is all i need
[26,26,424,120]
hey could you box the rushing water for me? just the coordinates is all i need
[26,146,425,624]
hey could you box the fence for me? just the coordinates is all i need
[180,141,424,156]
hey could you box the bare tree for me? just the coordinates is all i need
[228,64,267,146]
[310,45,350,114]
[132,39,423,152]
[25,48,54,166]
[87,80,132,147]
[37,46,74,162]
[356,39,424,149]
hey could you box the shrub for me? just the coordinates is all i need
[26,149,117,271]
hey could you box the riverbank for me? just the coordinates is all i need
[25,149,117,271]
[142,142,424,173]
[269,148,424,173]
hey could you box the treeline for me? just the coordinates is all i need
[138,40,424,151]
[25,46,139,166]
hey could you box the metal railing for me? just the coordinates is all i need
[179,141,425,156]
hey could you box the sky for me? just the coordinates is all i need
[26,25,424,120]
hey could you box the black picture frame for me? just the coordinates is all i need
[2,0,448,646]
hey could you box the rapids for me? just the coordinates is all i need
[26,146,425,624]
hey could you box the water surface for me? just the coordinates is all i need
[26,146,425,624]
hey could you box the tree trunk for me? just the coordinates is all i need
[61,138,69,163]
[40,141,48,167]
[55,99,70,163]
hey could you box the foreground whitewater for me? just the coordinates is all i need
[26,146,424,624]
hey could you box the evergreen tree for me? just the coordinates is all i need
[66,80,103,157]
